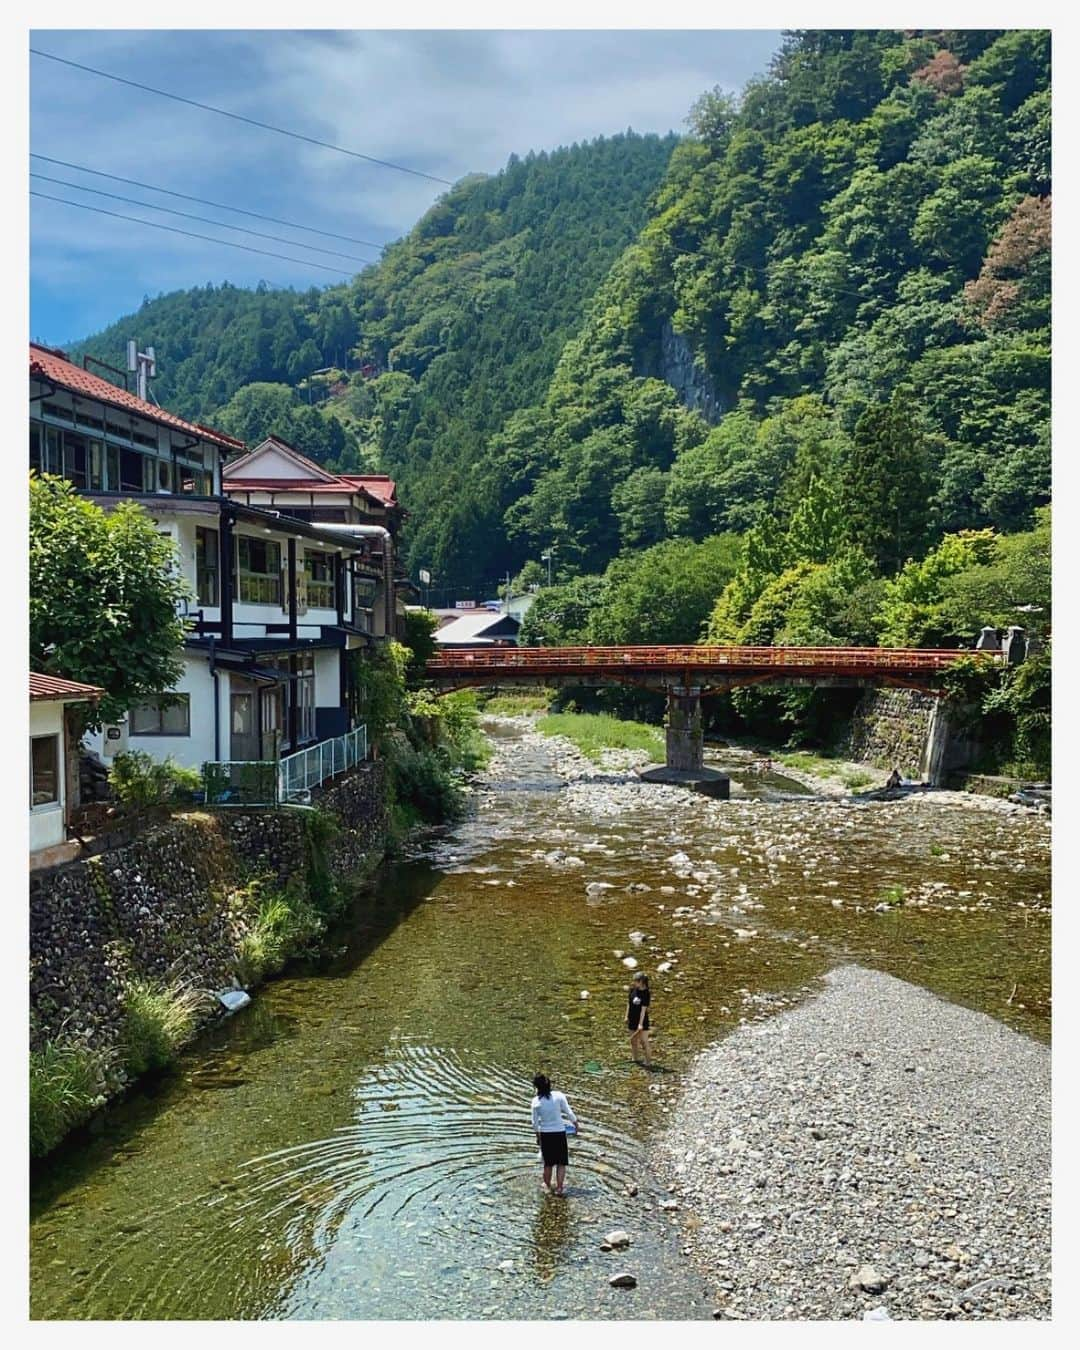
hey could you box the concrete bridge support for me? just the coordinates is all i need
[639,686,730,798]
[665,686,704,771]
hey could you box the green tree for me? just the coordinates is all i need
[843,402,935,571]
[589,535,742,645]
[29,475,190,726]
[874,528,998,646]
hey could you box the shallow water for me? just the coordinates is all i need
[29,722,1050,1320]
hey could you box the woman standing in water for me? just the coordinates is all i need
[530,1074,578,1196]
[627,971,652,1066]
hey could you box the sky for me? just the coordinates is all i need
[29,29,781,345]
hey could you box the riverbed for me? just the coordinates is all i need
[29,720,1050,1320]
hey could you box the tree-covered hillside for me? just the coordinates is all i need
[501,29,1049,585]
[69,131,679,548]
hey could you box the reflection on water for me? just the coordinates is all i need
[30,721,1050,1320]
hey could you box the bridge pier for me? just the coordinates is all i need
[665,686,704,770]
[639,686,730,799]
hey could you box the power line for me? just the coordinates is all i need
[31,48,454,187]
[31,154,387,250]
[31,173,375,265]
[31,191,353,278]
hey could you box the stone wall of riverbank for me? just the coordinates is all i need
[29,760,389,1084]
[837,689,936,777]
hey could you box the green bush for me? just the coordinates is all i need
[30,1042,112,1158]
[118,979,207,1075]
[235,881,322,985]
[110,750,202,806]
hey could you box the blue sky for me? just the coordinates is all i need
[30,29,781,345]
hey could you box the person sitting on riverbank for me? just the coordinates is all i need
[531,1074,578,1197]
[627,971,652,1066]
[885,767,902,790]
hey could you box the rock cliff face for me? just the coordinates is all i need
[640,321,724,425]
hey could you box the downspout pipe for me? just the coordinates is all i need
[209,635,220,761]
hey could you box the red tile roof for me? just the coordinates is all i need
[30,672,104,702]
[222,435,400,508]
[29,343,246,453]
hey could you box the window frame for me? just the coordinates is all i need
[304,549,336,610]
[30,734,61,810]
[196,527,220,607]
[128,694,192,737]
[237,535,282,606]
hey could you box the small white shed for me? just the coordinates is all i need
[30,673,103,866]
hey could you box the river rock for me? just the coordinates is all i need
[609,1272,637,1288]
[850,1263,888,1294]
[622,956,639,969]
[604,1230,631,1249]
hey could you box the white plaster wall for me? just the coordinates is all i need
[30,702,65,853]
[122,652,218,771]
[314,649,341,708]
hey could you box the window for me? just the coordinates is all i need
[106,418,133,443]
[30,735,60,808]
[196,527,219,606]
[30,423,41,472]
[120,448,144,491]
[129,695,191,736]
[296,652,316,742]
[237,536,282,604]
[64,432,89,488]
[305,550,336,609]
[106,444,120,490]
[89,441,105,490]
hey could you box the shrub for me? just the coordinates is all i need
[110,750,202,806]
[118,979,207,1075]
[235,882,322,986]
[30,1042,112,1158]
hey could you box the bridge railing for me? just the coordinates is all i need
[426,644,979,673]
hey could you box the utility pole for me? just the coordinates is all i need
[541,546,557,588]
[503,571,512,615]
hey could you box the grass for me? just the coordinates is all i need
[877,884,906,908]
[537,712,664,764]
[118,978,210,1076]
[30,1042,112,1158]
[481,690,555,716]
[840,769,874,790]
[776,750,841,778]
[235,885,322,986]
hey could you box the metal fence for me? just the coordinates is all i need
[200,724,368,807]
[277,725,368,804]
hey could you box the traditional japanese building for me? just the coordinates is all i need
[29,344,389,776]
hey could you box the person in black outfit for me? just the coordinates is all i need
[627,971,652,1065]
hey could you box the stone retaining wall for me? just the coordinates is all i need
[837,689,936,778]
[29,761,389,1061]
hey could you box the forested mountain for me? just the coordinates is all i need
[68,131,679,550]
[496,29,1050,588]
[70,31,1049,609]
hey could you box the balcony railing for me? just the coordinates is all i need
[200,724,368,807]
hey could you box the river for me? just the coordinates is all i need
[29,720,1050,1320]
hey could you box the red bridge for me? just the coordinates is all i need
[426,644,979,695]
[426,644,987,793]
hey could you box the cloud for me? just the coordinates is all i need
[30,28,780,341]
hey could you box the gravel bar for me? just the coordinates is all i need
[654,964,1050,1320]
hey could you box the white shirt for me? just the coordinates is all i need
[531,1090,577,1133]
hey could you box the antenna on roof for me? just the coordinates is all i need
[127,339,157,401]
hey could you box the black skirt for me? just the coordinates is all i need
[539,1130,569,1166]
